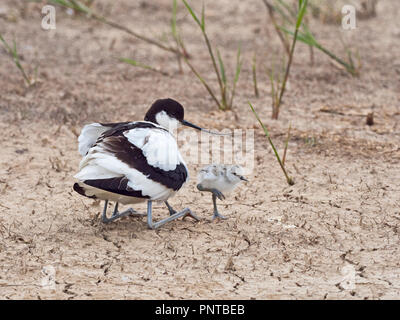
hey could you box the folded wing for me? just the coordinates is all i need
[75,122,188,201]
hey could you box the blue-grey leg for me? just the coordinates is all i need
[212,194,227,220]
[164,201,177,216]
[147,200,200,229]
[101,200,109,223]
[101,201,146,224]
[197,184,226,220]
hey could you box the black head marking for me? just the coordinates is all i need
[144,98,184,124]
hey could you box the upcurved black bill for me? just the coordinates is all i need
[181,120,231,136]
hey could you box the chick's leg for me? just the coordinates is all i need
[197,184,227,220]
[211,193,227,220]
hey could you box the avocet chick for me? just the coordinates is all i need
[197,164,248,220]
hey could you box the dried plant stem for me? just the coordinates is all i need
[49,0,182,57]
[181,0,241,111]
[262,0,290,56]
[178,39,222,109]
[182,0,226,108]
[267,63,281,119]
[274,28,298,119]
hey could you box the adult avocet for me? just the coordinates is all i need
[74,98,217,229]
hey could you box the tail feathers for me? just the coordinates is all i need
[73,183,97,199]
[78,123,110,156]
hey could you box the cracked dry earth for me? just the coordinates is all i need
[0,0,400,299]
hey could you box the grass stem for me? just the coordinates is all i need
[262,0,291,56]
[274,0,308,119]
[0,34,31,86]
[252,53,259,98]
[249,102,294,185]
[49,0,182,57]
[118,58,170,76]
[181,0,241,111]
[282,122,291,166]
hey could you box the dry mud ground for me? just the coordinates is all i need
[0,0,399,299]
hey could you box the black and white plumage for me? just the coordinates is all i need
[73,98,206,228]
[74,121,187,203]
[197,164,248,220]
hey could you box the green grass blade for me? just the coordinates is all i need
[216,49,227,85]
[279,26,316,46]
[279,15,357,75]
[48,0,72,8]
[282,122,291,166]
[176,37,222,109]
[48,0,83,12]
[0,34,31,85]
[0,34,11,52]
[171,0,177,38]
[234,44,242,83]
[296,0,308,28]
[274,0,296,22]
[12,39,17,55]
[272,0,308,119]
[228,45,242,108]
[182,0,225,108]
[249,102,294,185]
[252,55,258,98]
[182,0,203,30]
[70,0,91,14]
[268,67,276,107]
[201,2,205,30]
[216,49,227,107]
[119,57,169,76]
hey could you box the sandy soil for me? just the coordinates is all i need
[0,0,399,299]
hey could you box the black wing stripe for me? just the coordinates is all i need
[82,177,150,198]
[98,122,167,142]
[100,135,187,191]
[99,121,131,127]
